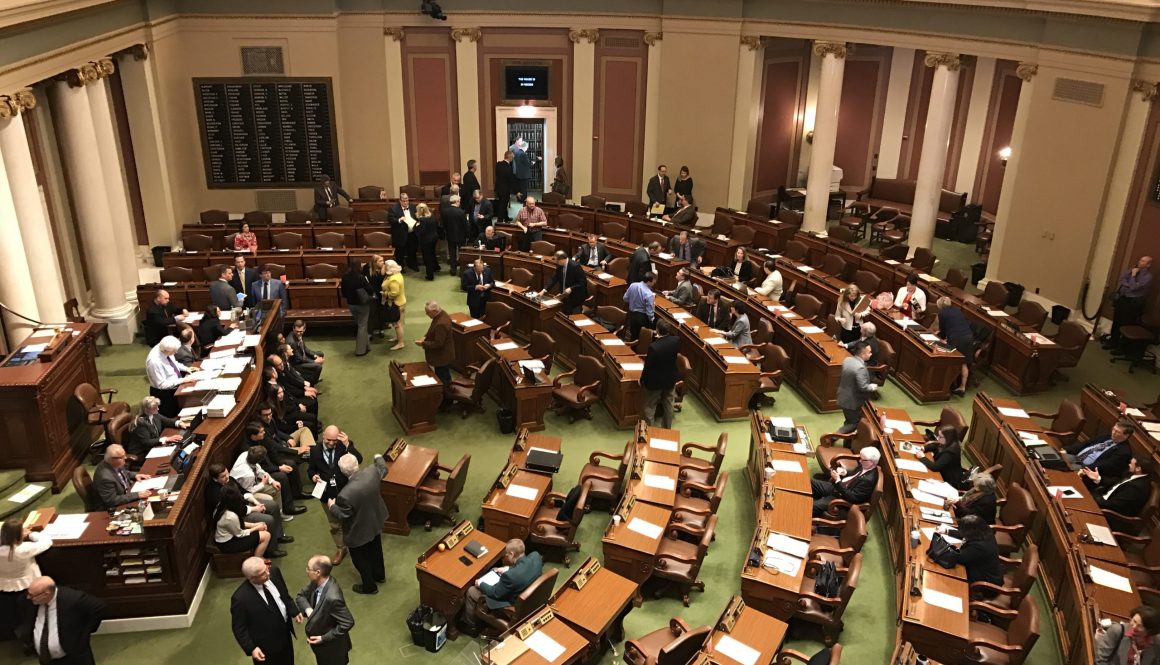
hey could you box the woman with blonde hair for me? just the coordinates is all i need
[834,284,868,343]
[364,254,387,338]
[383,259,407,350]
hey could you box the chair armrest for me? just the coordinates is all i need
[552,369,576,389]
[818,431,856,448]
[1024,410,1057,420]
[1125,561,1160,575]
[967,638,1023,656]
[739,344,762,352]
[543,491,566,503]
[809,544,854,559]
[679,479,715,496]
[796,591,840,607]
[760,370,783,380]
[681,441,717,455]
[812,516,848,529]
[1113,531,1150,546]
[969,600,1018,621]
[775,649,813,664]
[587,450,624,466]
[970,580,1020,597]
[577,381,602,398]
[418,484,448,497]
[672,505,712,520]
[912,418,939,427]
[100,388,118,398]
[665,521,706,541]
[990,523,1024,534]
[1103,509,1142,527]
[432,464,453,475]
[531,515,570,532]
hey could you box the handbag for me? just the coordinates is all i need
[813,561,839,598]
[383,302,401,323]
[926,533,959,569]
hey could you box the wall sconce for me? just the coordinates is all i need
[998,146,1012,166]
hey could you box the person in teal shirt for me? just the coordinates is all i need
[460,539,543,633]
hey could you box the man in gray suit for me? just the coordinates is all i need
[294,555,354,665]
[837,342,878,434]
[93,444,153,510]
[328,453,388,594]
[210,265,239,311]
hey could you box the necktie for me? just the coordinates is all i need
[261,583,280,617]
[168,355,180,377]
[681,244,689,261]
[325,449,333,467]
[1080,439,1115,466]
[325,187,333,204]
[263,281,269,300]
[314,586,323,608]
[38,607,50,665]
[842,468,865,486]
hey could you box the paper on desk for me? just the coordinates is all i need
[896,319,919,328]
[922,586,964,613]
[650,438,678,451]
[911,489,945,507]
[572,318,596,327]
[241,334,261,348]
[131,477,170,493]
[597,272,613,281]
[494,341,519,351]
[724,356,751,364]
[178,406,205,419]
[1143,422,1160,436]
[798,266,815,273]
[715,635,761,665]
[494,280,507,287]
[460,318,484,328]
[884,259,900,265]
[673,312,692,320]
[703,337,726,345]
[505,484,538,501]
[524,629,566,663]
[620,362,644,371]
[985,309,1009,318]
[1090,564,1133,592]
[793,442,811,454]
[311,480,327,500]
[918,274,940,282]
[920,334,941,342]
[410,375,438,387]
[541,299,560,307]
[884,419,914,435]
[6,485,46,503]
[1017,431,1045,446]
[762,549,802,576]
[479,570,502,587]
[918,479,961,501]
[219,357,252,375]
[183,312,204,324]
[643,474,676,491]
[312,278,327,283]
[921,527,962,546]
[42,516,88,540]
[146,446,177,460]
[799,326,824,334]
[209,349,235,359]
[769,416,795,428]
[626,518,664,539]
[781,311,798,319]
[919,507,954,525]
[998,407,1029,419]
[894,458,929,473]
[22,343,47,353]
[518,360,545,373]
[1125,408,1146,418]
[766,533,810,559]
[771,459,803,473]
[1086,523,1117,546]
[601,338,626,346]
[1047,486,1083,499]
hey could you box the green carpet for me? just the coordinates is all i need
[3,236,1154,665]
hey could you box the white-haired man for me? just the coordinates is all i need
[811,446,881,516]
[231,557,296,665]
[125,395,188,467]
[93,444,153,511]
[328,453,388,594]
[145,335,195,417]
[443,193,469,270]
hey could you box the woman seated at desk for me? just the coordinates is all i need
[196,305,234,349]
[1096,604,1160,665]
[921,424,967,489]
[893,273,927,319]
[710,247,754,283]
[234,222,259,252]
[939,515,1003,588]
[948,472,997,524]
[753,260,783,302]
[834,285,869,343]
[212,485,272,557]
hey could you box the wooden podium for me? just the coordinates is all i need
[389,361,444,434]
[0,324,103,491]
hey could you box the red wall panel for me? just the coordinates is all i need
[596,58,641,192]
[410,56,453,175]
[754,58,805,193]
[834,58,883,190]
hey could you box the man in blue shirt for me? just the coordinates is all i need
[624,272,656,341]
[1067,420,1135,487]
[1106,255,1153,350]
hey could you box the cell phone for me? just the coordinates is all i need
[458,556,472,566]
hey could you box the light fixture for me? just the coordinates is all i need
[998,146,1012,165]
[420,0,447,20]
[517,104,536,118]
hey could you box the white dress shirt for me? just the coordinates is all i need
[252,580,288,620]
[231,452,273,494]
[145,344,187,390]
[0,532,52,592]
[1103,474,1146,501]
[33,593,65,660]
[893,286,927,316]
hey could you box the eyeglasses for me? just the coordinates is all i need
[109,455,126,461]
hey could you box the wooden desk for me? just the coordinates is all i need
[489,282,560,345]
[901,569,970,663]
[551,560,637,646]
[286,279,342,308]
[602,500,672,591]
[478,341,554,432]
[381,442,438,535]
[638,426,683,467]
[703,602,788,665]
[747,412,814,494]
[483,616,589,665]
[509,430,562,471]
[626,461,679,507]
[870,310,964,403]
[449,312,492,375]
[739,490,813,620]
[482,470,552,541]
[414,523,505,640]
[389,361,444,435]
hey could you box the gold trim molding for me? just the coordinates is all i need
[924,51,961,71]
[384,27,404,42]
[643,32,662,47]
[569,29,599,44]
[1132,79,1158,103]
[812,41,848,59]
[0,88,36,118]
[450,27,481,43]
[740,36,763,51]
[1016,62,1038,81]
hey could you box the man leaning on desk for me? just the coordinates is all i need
[459,538,542,635]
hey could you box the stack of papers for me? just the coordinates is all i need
[724,356,751,365]
[910,489,945,506]
[643,475,676,491]
[218,357,252,375]
[703,337,726,345]
[6,484,47,504]
[218,329,245,345]
[715,636,761,665]
[505,484,538,501]
[208,349,236,359]
[541,298,560,307]
[43,514,89,540]
[1017,431,1046,447]
[572,318,596,327]
[241,334,261,348]
[1090,565,1133,592]
[799,326,824,334]
[494,341,519,351]
[998,407,1030,419]
[207,393,237,417]
[884,419,914,435]
[601,338,625,346]
[1086,523,1117,546]
[178,406,206,418]
[146,446,177,459]
[459,318,484,328]
[410,375,438,387]
[896,319,919,328]
[918,479,961,502]
[922,586,964,613]
[766,532,810,558]
[650,438,678,451]
[597,272,613,280]
[673,311,692,320]
[131,476,170,493]
[22,343,48,354]
[921,527,961,546]
[517,360,545,373]
[524,630,566,663]
[919,506,954,525]
[770,459,803,473]
[619,362,644,371]
[985,309,1009,318]
[626,518,664,539]
[798,266,815,273]
[920,333,941,342]
[894,458,929,473]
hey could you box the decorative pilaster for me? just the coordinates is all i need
[450,27,481,43]
[641,31,663,194]
[728,35,765,208]
[1131,79,1158,103]
[909,52,962,254]
[452,28,483,174]
[384,28,409,190]
[740,36,762,51]
[803,41,848,232]
[643,32,662,47]
[384,27,404,42]
[1015,63,1038,81]
[571,28,599,198]
[0,120,40,342]
[569,29,599,44]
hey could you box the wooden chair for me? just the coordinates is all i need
[413,454,470,530]
[653,515,717,606]
[577,440,631,510]
[508,267,535,289]
[473,569,558,638]
[633,327,654,356]
[776,645,843,665]
[993,482,1036,555]
[710,215,734,236]
[206,543,252,578]
[541,191,566,205]
[447,359,496,417]
[913,406,968,442]
[108,413,137,467]
[305,263,340,279]
[815,419,877,476]
[880,244,908,262]
[867,207,900,245]
[673,354,692,412]
[852,270,881,296]
[840,202,870,239]
[907,247,936,274]
[557,213,583,232]
[808,500,867,569]
[971,544,1039,621]
[362,231,391,249]
[1012,301,1047,331]
[184,234,215,251]
[1114,523,1160,598]
[524,331,556,372]
[981,281,1009,310]
[732,225,756,246]
[529,240,556,256]
[866,339,895,383]
[784,240,808,262]
[742,319,774,360]
[243,210,271,225]
[328,206,353,222]
[606,256,629,280]
[641,232,667,249]
[201,265,223,282]
[624,200,649,216]
[880,214,911,247]
[367,210,389,223]
[400,184,424,199]
[963,594,1039,665]
[824,314,842,340]
[1052,321,1090,376]
[273,232,304,250]
[792,552,862,644]
[594,305,628,338]
[484,301,514,338]
[1025,398,1085,447]
[285,210,313,224]
[945,267,969,290]
[199,209,229,224]
[580,194,606,210]
[828,225,855,243]
[602,222,627,240]
[72,466,100,512]
[73,383,129,451]
[551,355,603,422]
[527,482,590,565]
[263,263,288,280]
[747,344,788,407]
[671,472,728,533]
[976,221,994,254]
[357,185,384,200]
[793,294,824,322]
[315,231,345,249]
[624,619,712,665]
[160,266,195,282]
[819,254,846,278]
[677,433,726,486]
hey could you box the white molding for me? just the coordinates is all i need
[0,0,119,31]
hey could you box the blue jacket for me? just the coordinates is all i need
[249,278,290,310]
[481,551,543,610]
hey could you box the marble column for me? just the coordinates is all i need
[803,41,846,233]
[875,47,915,180]
[640,32,662,197]
[86,60,139,302]
[452,28,483,175]
[384,28,409,190]
[570,29,599,200]
[909,52,961,254]
[727,36,764,209]
[0,90,66,323]
[51,71,136,343]
[984,63,1036,285]
[0,100,39,343]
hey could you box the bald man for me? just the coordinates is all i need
[307,427,361,565]
[514,196,548,249]
[20,576,106,665]
[231,558,296,665]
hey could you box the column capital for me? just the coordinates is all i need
[812,41,848,59]
[643,31,662,47]
[126,44,149,61]
[923,52,961,71]
[450,27,482,43]
[569,29,599,44]
[384,27,404,42]
[740,36,764,51]
[0,88,36,118]
[94,58,116,79]
[1016,63,1038,81]
[1132,79,1158,103]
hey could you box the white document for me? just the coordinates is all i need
[410,375,438,387]
[626,518,664,539]
[919,507,954,525]
[643,474,676,491]
[1090,564,1133,592]
[781,311,798,319]
[922,586,964,613]
[601,338,626,346]
[505,484,539,501]
[179,406,205,419]
[312,278,327,283]
[524,629,566,663]
[703,337,726,345]
[673,312,692,320]
[769,416,795,428]
[22,343,48,353]
[1047,486,1083,499]
[42,518,89,541]
[596,272,613,281]
[657,252,674,260]
[518,360,545,373]
[883,259,900,265]
[998,407,1029,419]
[620,362,644,371]
[771,459,803,473]
[541,299,560,307]
[209,349,235,359]
[460,318,484,328]
[985,309,1010,317]
[494,280,507,287]
[479,570,502,587]
[6,485,46,503]
[799,326,824,334]
[650,438,679,452]
[1086,523,1117,546]
[311,480,327,500]
[207,394,237,417]
[920,334,941,342]
[798,266,814,273]
[146,446,177,460]
[911,489,945,507]
[724,356,751,364]
[572,318,596,327]
[494,341,519,351]
[793,442,811,455]
[884,419,914,435]
[894,458,929,473]
[762,549,802,576]
[918,273,940,282]
[715,635,761,665]
[131,476,170,493]
[1125,408,1146,418]
[918,479,961,502]
[921,527,962,546]
[766,533,810,559]
[241,334,261,348]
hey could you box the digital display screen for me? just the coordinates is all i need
[504,66,549,100]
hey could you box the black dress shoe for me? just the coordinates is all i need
[296,493,314,500]
[278,535,295,544]
[376,577,386,584]
[352,584,378,595]
[285,505,307,516]
[268,549,288,559]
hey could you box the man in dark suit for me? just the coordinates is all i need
[668,230,705,267]
[461,160,481,211]
[230,255,260,303]
[294,555,354,665]
[811,446,881,516]
[1093,457,1152,516]
[510,138,535,203]
[269,353,318,415]
[837,342,878,434]
[249,266,290,311]
[443,194,470,272]
[288,320,324,384]
[478,225,507,252]
[439,172,461,197]
[19,576,106,665]
[313,175,351,222]
[494,151,516,222]
[328,453,388,594]
[93,444,153,510]
[417,301,455,403]
[695,289,729,329]
[1070,420,1135,487]
[308,427,360,564]
[640,321,680,428]
[461,539,543,633]
[543,251,587,315]
[664,193,697,227]
[573,233,611,270]
[461,259,495,318]
[232,558,297,665]
[387,193,418,272]
[628,242,661,284]
[125,395,187,466]
[143,290,187,347]
[210,265,239,311]
[468,190,493,239]
[646,164,670,207]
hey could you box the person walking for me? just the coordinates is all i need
[328,453,388,594]
[340,261,373,357]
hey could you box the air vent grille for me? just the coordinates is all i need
[603,37,642,49]
[241,47,285,75]
[1052,77,1104,107]
[255,190,298,212]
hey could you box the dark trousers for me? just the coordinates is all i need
[253,636,295,665]
[468,299,487,319]
[270,470,297,511]
[313,204,330,222]
[349,534,385,591]
[1110,296,1145,345]
[421,241,439,279]
[434,365,452,405]
[494,194,511,222]
[516,179,530,202]
[811,478,838,516]
[0,589,28,641]
[405,236,419,271]
[447,241,462,269]
[149,386,179,418]
[627,312,654,342]
[838,407,861,434]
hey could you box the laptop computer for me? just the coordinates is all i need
[525,449,563,474]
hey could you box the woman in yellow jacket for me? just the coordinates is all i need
[383,259,407,350]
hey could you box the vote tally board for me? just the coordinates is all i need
[194,77,340,188]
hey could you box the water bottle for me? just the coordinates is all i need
[878,409,887,430]
[910,528,920,549]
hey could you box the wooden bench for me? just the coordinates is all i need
[206,543,251,578]
[285,308,355,329]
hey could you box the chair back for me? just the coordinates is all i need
[185,234,215,251]
[529,331,556,369]
[264,263,288,280]
[305,263,340,280]
[285,210,314,224]
[530,240,556,256]
[937,406,968,441]
[557,213,583,232]
[72,466,99,512]
[634,327,654,355]
[273,232,303,250]
[676,353,691,382]
[704,472,729,512]
[777,208,803,226]
[510,569,559,624]
[358,185,384,200]
[828,226,855,243]
[1014,300,1047,331]
[830,553,862,620]
[473,359,497,403]
[825,314,841,339]
[910,247,935,273]
[602,222,627,240]
[876,340,896,369]
[484,301,514,329]
[580,194,607,210]
[575,355,604,389]
[509,267,535,288]
[870,207,899,223]
[368,210,389,223]
[565,482,591,535]
[710,214,734,236]
[73,383,101,412]
[1000,482,1036,545]
[441,454,471,513]
[315,231,345,249]
[1003,594,1040,665]
[793,294,823,321]
[732,226,756,245]
[945,267,968,290]
[400,184,424,199]
[839,502,868,552]
[761,344,790,373]
[202,265,223,282]
[853,270,881,295]
[820,254,846,277]
[328,206,353,222]
[752,318,773,345]
[595,305,627,330]
[642,232,668,248]
[541,191,566,205]
[1052,398,1085,436]
[982,281,1009,309]
[659,625,712,665]
[881,244,908,261]
[243,210,271,225]
[784,240,808,262]
[160,266,195,282]
[606,256,629,279]
[109,412,134,448]
[362,231,392,248]
[1008,544,1039,605]
[625,200,649,216]
[200,209,229,224]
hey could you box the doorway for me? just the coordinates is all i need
[495,105,557,198]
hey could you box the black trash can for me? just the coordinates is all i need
[406,606,430,646]
[421,610,447,653]
[970,263,987,286]
[1003,282,1025,307]
[151,246,171,268]
[496,407,515,434]
[1051,305,1070,325]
